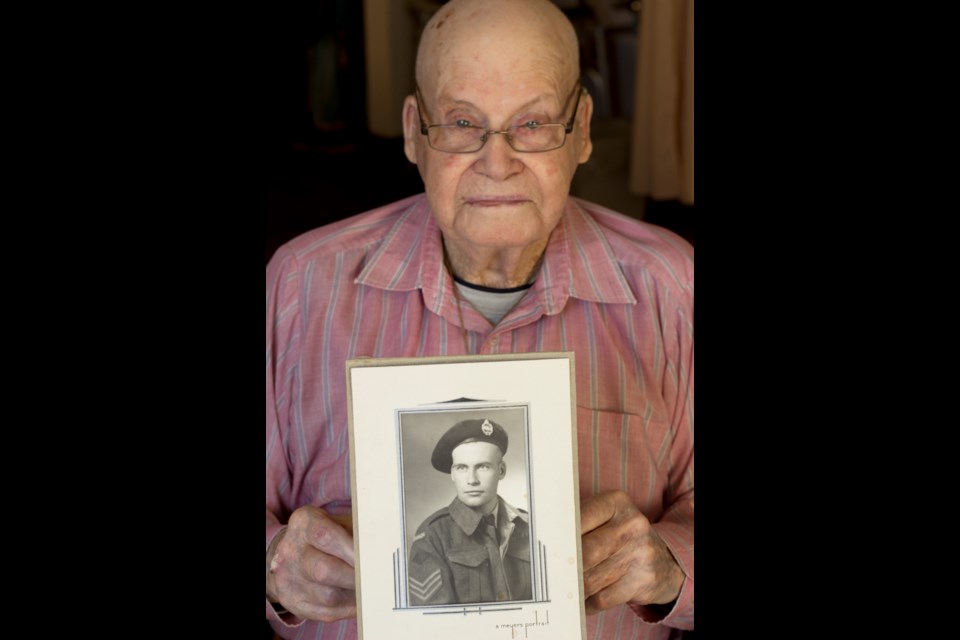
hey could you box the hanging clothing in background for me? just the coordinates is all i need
[629,0,694,205]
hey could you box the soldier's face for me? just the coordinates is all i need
[450,441,506,512]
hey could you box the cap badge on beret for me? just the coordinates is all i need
[431,417,509,473]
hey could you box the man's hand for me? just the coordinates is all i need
[266,506,357,622]
[580,491,684,615]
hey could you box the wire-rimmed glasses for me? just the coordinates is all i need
[415,81,584,153]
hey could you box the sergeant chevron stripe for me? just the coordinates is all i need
[409,569,442,601]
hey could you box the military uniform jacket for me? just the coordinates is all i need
[408,496,532,605]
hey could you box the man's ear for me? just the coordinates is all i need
[499,461,506,479]
[576,91,594,165]
[402,95,421,164]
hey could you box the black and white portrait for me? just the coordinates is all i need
[347,354,582,638]
[398,404,534,606]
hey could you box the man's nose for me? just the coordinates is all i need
[467,469,480,484]
[475,132,521,180]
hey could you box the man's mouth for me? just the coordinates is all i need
[465,196,527,207]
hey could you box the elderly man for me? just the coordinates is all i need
[408,418,532,605]
[265,0,694,638]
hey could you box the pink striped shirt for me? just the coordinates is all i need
[266,194,694,639]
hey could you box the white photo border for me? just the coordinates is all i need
[347,353,585,640]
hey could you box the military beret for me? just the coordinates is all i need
[431,418,508,473]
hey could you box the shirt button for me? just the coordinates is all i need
[498,591,505,600]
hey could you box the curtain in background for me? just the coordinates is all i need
[629,0,694,205]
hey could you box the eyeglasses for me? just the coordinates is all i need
[415,81,584,154]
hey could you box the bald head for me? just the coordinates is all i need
[401,0,593,268]
[415,0,579,97]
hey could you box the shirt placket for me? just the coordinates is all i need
[481,518,511,601]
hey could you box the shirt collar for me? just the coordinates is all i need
[355,195,637,320]
[556,198,638,306]
[354,196,432,292]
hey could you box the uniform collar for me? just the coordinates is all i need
[448,495,528,536]
[499,497,529,525]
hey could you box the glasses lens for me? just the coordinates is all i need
[509,124,565,152]
[429,126,484,152]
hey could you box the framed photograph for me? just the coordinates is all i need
[346,352,586,640]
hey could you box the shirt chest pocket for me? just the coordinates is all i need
[575,406,669,513]
[447,546,491,602]
[448,547,489,568]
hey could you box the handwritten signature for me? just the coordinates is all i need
[496,609,550,638]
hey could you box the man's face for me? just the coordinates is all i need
[403,26,592,255]
[449,441,505,512]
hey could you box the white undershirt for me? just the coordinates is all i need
[454,281,531,324]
